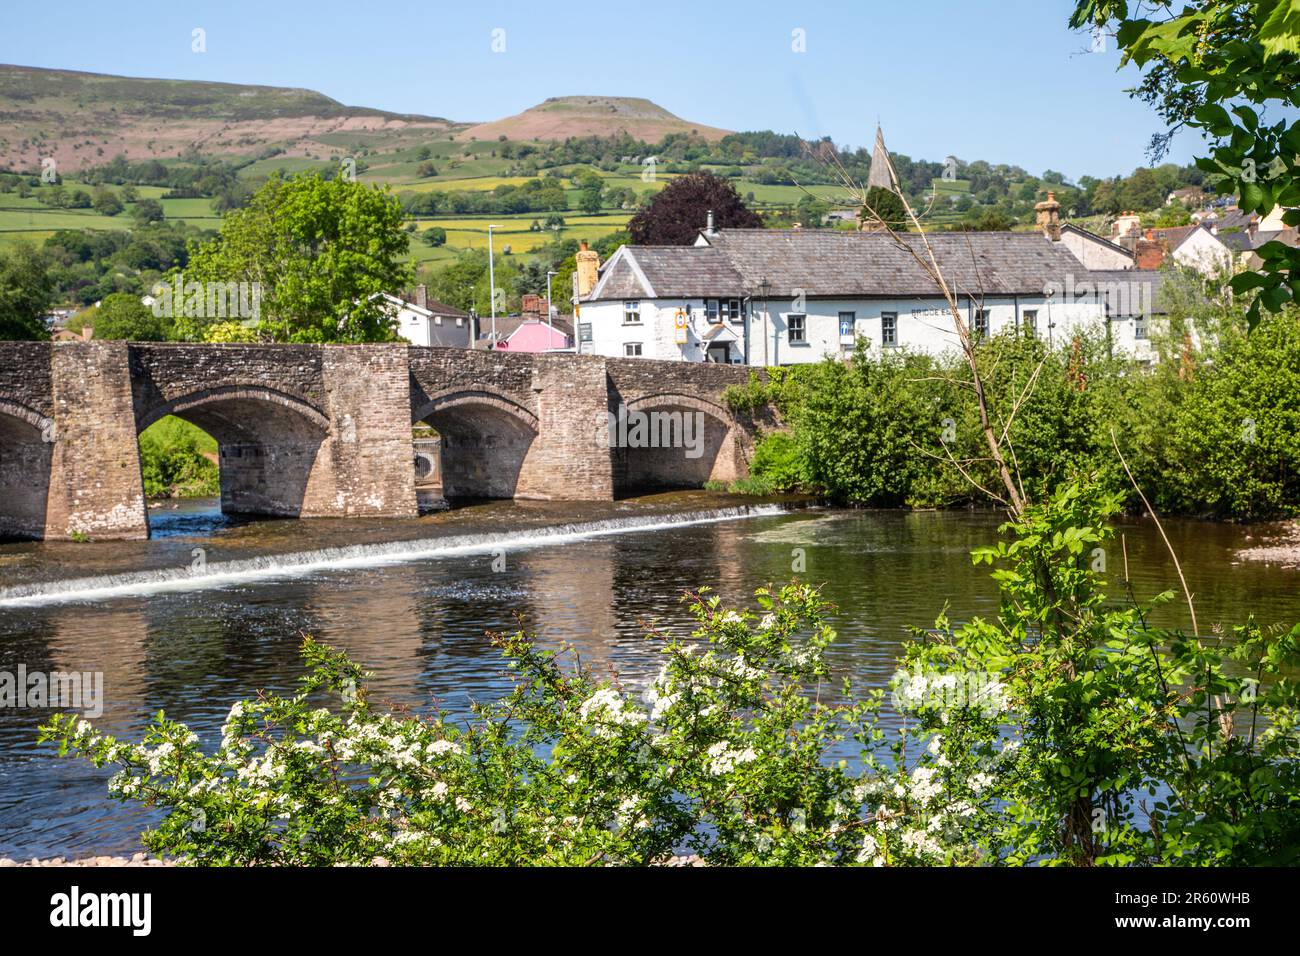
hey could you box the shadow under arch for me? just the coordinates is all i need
[0,398,52,539]
[411,390,539,500]
[616,392,734,494]
[137,385,330,517]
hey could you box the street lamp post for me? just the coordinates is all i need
[757,277,772,367]
[487,224,502,347]
[545,270,558,349]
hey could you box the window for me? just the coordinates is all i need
[1134,322,1148,340]
[623,300,641,325]
[624,342,643,357]
[881,312,898,347]
[705,299,743,324]
[1022,310,1038,339]
[973,309,989,339]
[787,313,806,344]
[838,311,856,337]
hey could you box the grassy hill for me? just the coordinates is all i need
[0,64,462,174]
[460,96,731,143]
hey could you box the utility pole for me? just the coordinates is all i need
[545,270,558,349]
[487,224,501,347]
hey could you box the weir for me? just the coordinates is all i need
[0,342,767,540]
[0,504,790,606]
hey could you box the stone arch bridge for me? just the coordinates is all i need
[0,342,762,540]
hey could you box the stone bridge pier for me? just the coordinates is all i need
[0,342,764,541]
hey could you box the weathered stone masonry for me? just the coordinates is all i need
[0,342,762,540]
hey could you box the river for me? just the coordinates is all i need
[0,492,1296,858]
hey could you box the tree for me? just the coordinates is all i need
[578,187,603,215]
[1072,0,1300,326]
[92,186,124,216]
[422,226,447,247]
[627,172,763,245]
[92,292,170,341]
[860,186,908,230]
[183,173,413,342]
[1121,166,1165,211]
[132,199,164,225]
[0,244,53,340]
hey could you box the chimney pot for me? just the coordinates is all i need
[1035,190,1062,241]
[575,239,601,299]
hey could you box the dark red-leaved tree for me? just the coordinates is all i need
[627,172,763,245]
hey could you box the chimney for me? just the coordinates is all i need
[82,326,93,341]
[1035,191,1061,241]
[575,239,600,299]
[521,293,542,317]
[703,209,717,238]
[1135,237,1165,270]
[1112,211,1141,241]
[414,284,427,309]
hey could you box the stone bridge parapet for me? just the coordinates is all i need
[0,342,762,540]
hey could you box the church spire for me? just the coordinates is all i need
[866,124,894,191]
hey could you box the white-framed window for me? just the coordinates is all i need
[623,300,641,325]
[456,317,463,327]
[722,298,743,323]
[973,309,990,339]
[624,342,643,357]
[1022,310,1038,338]
[1134,322,1148,339]
[787,313,807,344]
[839,311,856,337]
[705,299,720,323]
[881,311,898,347]
[434,316,443,325]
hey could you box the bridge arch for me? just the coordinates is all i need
[615,392,737,493]
[137,385,331,518]
[411,390,539,500]
[0,398,54,539]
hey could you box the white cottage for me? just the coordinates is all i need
[574,209,1164,366]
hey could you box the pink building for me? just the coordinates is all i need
[482,296,574,351]
[493,319,573,352]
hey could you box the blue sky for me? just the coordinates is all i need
[0,0,1220,181]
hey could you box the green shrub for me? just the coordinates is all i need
[139,416,219,498]
[40,480,1300,865]
[748,431,803,492]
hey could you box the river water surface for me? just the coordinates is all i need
[0,492,1296,858]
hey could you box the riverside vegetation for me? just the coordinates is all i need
[38,481,1300,865]
[723,277,1300,522]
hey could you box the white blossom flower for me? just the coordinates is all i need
[909,765,942,805]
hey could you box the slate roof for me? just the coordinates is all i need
[1149,225,1200,249]
[477,315,574,343]
[701,229,1094,298]
[425,297,472,319]
[1061,222,1135,260]
[585,228,1156,303]
[589,246,744,300]
[1080,269,1168,317]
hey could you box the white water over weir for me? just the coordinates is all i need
[0,505,791,608]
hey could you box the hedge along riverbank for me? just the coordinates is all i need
[727,277,1300,522]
